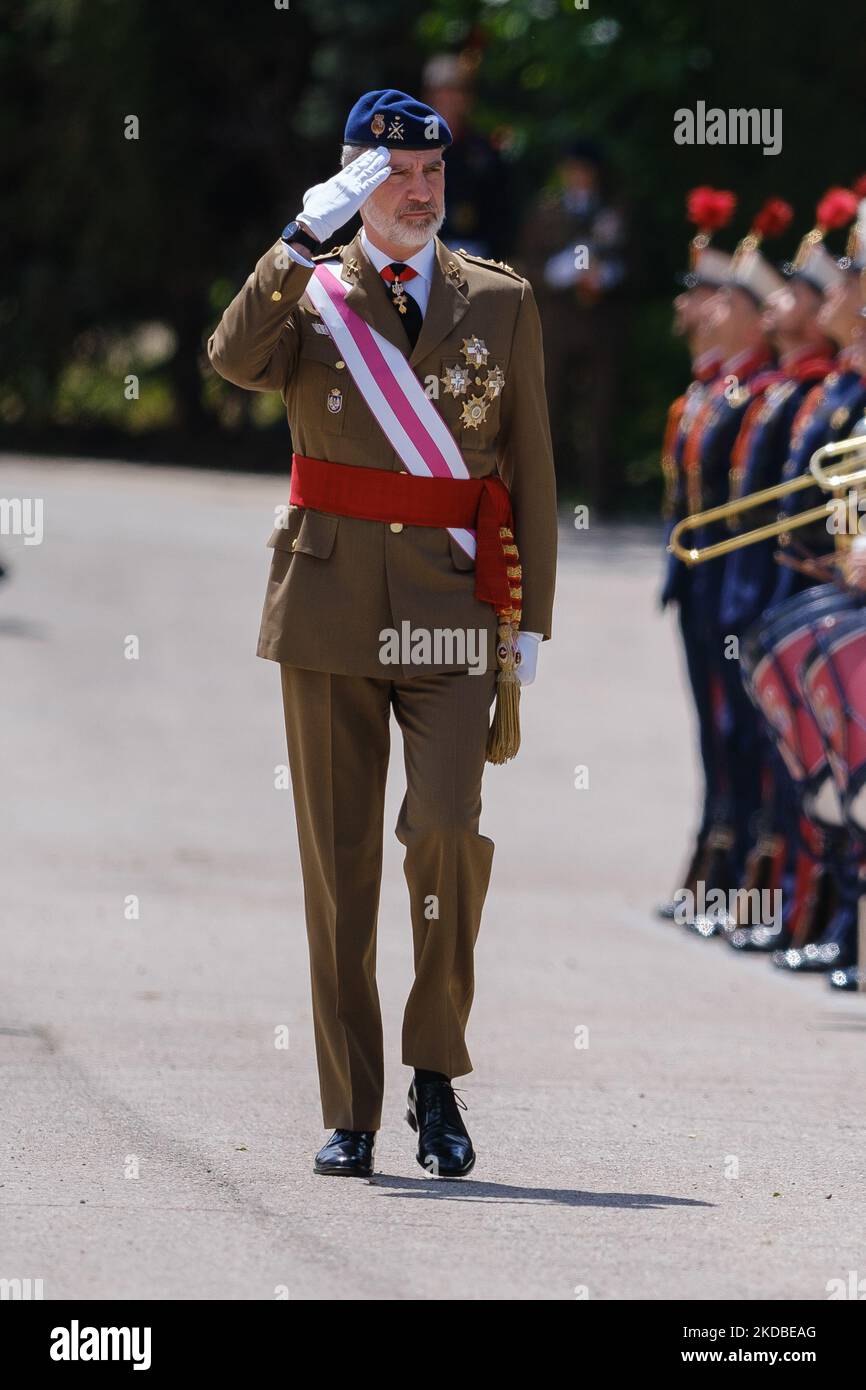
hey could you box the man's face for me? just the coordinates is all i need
[361,148,446,250]
[705,285,762,355]
[762,280,820,341]
[818,275,865,348]
[672,285,714,339]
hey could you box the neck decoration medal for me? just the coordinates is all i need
[381,262,418,314]
[391,278,409,314]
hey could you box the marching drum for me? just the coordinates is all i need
[741,585,863,832]
[802,611,866,842]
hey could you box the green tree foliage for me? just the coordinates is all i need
[2,0,862,495]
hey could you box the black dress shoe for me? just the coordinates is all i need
[406,1078,475,1177]
[313,1128,376,1177]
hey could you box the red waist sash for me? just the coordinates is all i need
[289,453,522,619]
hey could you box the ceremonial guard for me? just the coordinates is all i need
[761,192,866,975]
[208,90,558,1178]
[720,202,836,633]
[771,189,866,606]
[659,187,734,916]
[718,204,837,949]
[674,204,786,906]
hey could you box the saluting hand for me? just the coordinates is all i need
[296,148,392,244]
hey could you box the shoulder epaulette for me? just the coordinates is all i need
[455,248,525,281]
[312,245,343,261]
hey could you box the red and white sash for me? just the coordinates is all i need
[303,261,476,560]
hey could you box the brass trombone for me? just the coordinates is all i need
[667,434,866,565]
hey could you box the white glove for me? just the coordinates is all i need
[515,631,542,686]
[295,148,392,244]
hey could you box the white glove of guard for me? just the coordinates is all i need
[515,631,542,686]
[295,147,392,244]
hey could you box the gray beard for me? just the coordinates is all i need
[364,201,446,250]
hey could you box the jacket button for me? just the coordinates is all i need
[271,290,282,302]
[335,360,346,369]
[389,522,404,533]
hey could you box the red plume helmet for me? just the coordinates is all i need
[794,187,859,269]
[686,186,737,234]
[751,198,794,242]
[816,187,859,232]
[686,186,736,269]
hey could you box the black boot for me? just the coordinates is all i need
[724,832,787,950]
[680,824,738,937]
[771,903,857,973]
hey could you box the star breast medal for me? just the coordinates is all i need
[461,394,491,429]
[483,364,505,399]
[461,335,489,368]
[440,363,470,397]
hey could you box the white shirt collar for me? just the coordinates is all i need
[360,226,436,283]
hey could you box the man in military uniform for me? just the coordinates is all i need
[658,190,733,918]
[721,234,837,632]
[717,218,837,952]
[771,194,866,607]
[760,194,866,977]
[208,90,558,1179]
[519,138,629,514]
[659,259,728,915]
[677,220,783,913]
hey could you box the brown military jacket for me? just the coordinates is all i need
[207,229,558,679]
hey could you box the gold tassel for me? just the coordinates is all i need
[486,619,521,764]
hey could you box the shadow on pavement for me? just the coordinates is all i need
[366,1175,714,1207]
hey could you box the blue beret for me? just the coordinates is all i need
[344,88,452,151]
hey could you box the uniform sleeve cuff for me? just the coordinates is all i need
[280,238,316,270]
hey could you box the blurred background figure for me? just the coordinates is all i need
[519,138,630,515]
[422,52,514,261]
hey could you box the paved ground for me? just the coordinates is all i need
[2,455,865,1301]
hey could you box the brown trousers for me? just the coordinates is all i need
[279,663,498,1130]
